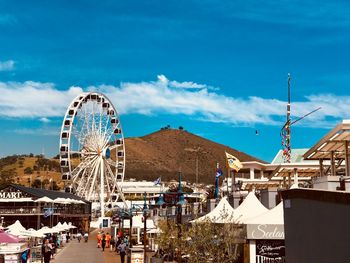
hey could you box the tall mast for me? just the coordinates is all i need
[282,74,291,163]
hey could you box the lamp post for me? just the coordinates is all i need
[156,172,187,262]
[143,192,148,263]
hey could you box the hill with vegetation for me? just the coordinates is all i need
[0,128,265,187]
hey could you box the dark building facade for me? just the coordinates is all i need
[282,188,350,263]
[0,184,91,231]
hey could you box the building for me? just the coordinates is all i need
[0,184,91,231]
[282,188,350,263]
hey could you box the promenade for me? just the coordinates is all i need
[54,229,119,263]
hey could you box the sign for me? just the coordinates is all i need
[247,224,284,240]
[256,239,285,261]
[131,252,144,263]
[0,191,22,199]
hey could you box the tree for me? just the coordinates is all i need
[156,213,244,263]
[0,169,17,187]
[24,167,33,174]
[31,179,42,188]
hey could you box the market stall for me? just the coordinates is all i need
[0,230,29,263]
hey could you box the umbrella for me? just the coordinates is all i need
[0,230,23,243]
[34,196,54,203]
[53,198,72,204]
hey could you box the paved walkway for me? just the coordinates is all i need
[53,229,118,263]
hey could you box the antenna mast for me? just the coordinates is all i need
[282,74,292,163]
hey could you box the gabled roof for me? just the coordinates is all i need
[0,184,88,202]
[192,196,235,224]
[272,149,311,164]
[233,191,268,223]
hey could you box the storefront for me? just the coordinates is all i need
[0,184,91,232]
[245,203,285,263]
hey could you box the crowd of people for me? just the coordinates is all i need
[39,231,89,263]
[97,231,130,263]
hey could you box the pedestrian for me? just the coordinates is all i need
[42,238,52,263]
[101,234,106,252]
[117,239,128,263]
[77,232,82,243]
[97,232,102,248]
[110,236,115,251]
[106,232,111,248]
[84,232,89,242]
[124,235,129,246]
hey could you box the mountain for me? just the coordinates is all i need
[0,129,265,186]
[124,129,265,184]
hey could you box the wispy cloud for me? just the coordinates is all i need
[0,76,349,128]
[0,60,15,71]
[0,81,83,117]
[39,117,51,123]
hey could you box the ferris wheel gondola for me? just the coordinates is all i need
[59,92,126,216]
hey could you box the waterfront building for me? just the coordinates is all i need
[0,184,91,231]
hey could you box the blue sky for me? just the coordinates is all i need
[1,0,350,162]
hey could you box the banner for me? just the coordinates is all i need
[225,152,243,172]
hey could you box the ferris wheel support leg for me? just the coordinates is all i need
[100,156,105,218]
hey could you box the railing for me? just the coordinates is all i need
[0,205,87,215]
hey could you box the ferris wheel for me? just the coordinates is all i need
[59,92,126,216]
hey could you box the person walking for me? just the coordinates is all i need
[105,232,111,248]
[42,238,52,263]
[101,234,106,252]
[117,239,128,263]
[84,232,88,242]
[77,232,82,243]
[97,232,102,248]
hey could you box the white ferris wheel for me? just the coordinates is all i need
[59,92,126,216]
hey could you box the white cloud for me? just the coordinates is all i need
[0,60,15,71]
[157,74,208,89]
[0,76,349,128]
[0,81,83,117]
[39,117,51,123]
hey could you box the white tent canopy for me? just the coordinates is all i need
[37,226,59,235]
[244,202,284,225]
[233,191,269,223]
[6,220,26,232]
[192,196,235,224]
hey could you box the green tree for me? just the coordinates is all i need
[0,169,17,187]
[24,167,33,174]
[31,178,42,188]
[156,213,243,263]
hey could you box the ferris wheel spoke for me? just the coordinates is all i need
[79,163,98,197]
[71,155,99,184]
[105,160,127,206]
[108,143,122,151]
[88,159,101,200]
[75,168,88,195]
